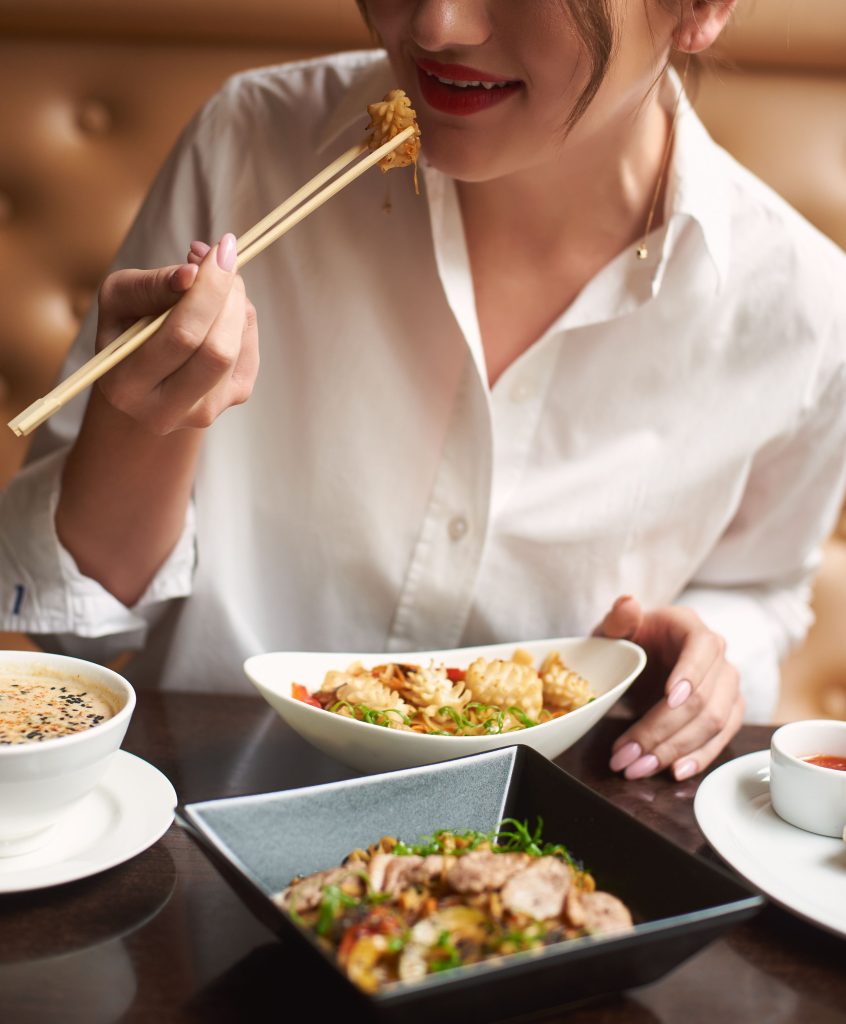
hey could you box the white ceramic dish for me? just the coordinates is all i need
[0,650,136,856]
[244,636,646,773]
[0,750,176,893]
[694,750,846,939]
[769,719,846,838]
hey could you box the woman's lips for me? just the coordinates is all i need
[415,61,522,116]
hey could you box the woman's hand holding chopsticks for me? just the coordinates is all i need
[18,91,419,604]
[53,233,258,607]
[94,233,258,435]
[9,105,418,437]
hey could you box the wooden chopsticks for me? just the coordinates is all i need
[8,125,417,438]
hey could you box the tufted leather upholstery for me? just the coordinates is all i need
[0,0,843,720]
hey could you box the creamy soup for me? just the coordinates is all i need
[0,675,119,744]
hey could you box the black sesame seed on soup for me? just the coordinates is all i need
[0,674,119,745]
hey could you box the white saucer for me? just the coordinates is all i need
[0,750,176,893]
[694,749,846,939]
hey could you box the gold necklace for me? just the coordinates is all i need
[636,57,690,261]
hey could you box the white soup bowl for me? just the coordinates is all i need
[0,651,136,856]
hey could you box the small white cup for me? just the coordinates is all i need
[0,651,135,856]
[769,719,846,838]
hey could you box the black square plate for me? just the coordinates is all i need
[179,746,762,1023]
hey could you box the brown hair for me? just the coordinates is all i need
[556,0,699,128]
[562,1,619,127]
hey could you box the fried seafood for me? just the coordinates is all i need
[540,650,595,710]
[274,820,633,994]
[366,89,422,192]
[291,649,595,735]
[317,665,415,728]
[465,656,544,724]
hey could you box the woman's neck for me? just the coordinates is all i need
[457,95,669,266]
[455,96,670,386]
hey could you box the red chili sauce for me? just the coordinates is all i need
[803,754,846,771]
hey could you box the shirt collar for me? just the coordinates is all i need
[653,66,731,294]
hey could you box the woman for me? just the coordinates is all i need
[2,1,845,782]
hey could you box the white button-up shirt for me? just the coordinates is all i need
[2,51,845,721]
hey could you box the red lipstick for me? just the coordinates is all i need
[415,58,521,116]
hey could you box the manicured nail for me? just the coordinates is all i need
[609,741,642,772]
[189,240,210,260]
[674,758,697,781]
[667,678,692,709]
[216,232,236,271]
[168,264,198,291]
[624,754,660,780]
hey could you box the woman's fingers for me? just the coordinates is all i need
[188,240,211,266]
[97,263,194,340]
[170,263,199,292]
[96,234,258,433]
[154,276,251,430]
[607,604,743,781]
[660,623,726,707]
[670,692,745,781]
[100,235,239,413]
[593,594,642,639]
[611,625,726,752]
[616,658,740,779]
[229,296,260,397]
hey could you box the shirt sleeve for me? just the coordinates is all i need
[676,337,846,723]
[0,444,197,650]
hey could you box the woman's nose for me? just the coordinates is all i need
[411,0,492,51]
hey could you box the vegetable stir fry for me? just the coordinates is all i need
[275,820,632,993]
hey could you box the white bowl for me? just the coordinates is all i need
[770,719,846,838]
[0,651,136,856]
[244,637,646,774]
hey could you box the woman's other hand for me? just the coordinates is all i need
[95,233,258,434]
[596,596,745,781]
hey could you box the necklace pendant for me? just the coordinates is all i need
[636,244,648,260]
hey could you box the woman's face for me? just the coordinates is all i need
[362,0,678,182]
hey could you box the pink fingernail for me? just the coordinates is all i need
[188,237,209,264]
[609,741,642,773]
[667,679,692,709]
[624,754,660,780]
[216,232,236,272]
[674,758,698,781]
[168,264,198,291]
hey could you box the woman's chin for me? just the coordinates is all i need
[421,133,511,184]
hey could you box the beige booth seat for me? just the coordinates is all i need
[0,0,843,720]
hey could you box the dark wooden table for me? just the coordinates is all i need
[2,693,845,1024]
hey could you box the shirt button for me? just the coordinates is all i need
[448,515,469,542]
[510,381,534,403]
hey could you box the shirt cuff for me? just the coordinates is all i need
[0,446,196,643]
[675,585,813,724]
